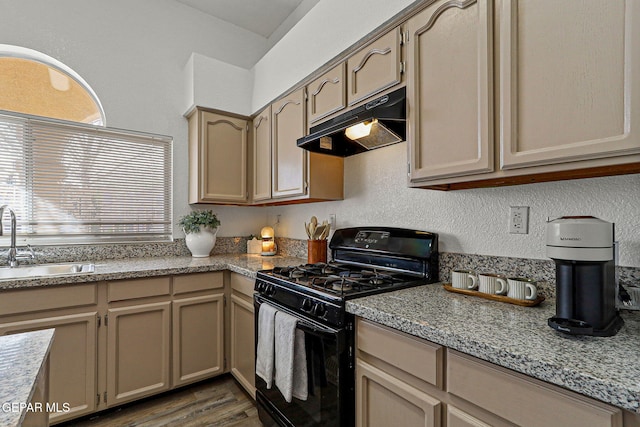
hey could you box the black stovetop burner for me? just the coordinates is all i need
[267,262,424,298]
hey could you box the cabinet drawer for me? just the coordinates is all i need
[173,272,224,295]
[0,284,97,316]
[357,319,443,388]
[447,351,622,427]
[108,277,171,302]
[230,273,254,298]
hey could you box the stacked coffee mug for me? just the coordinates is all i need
[451,269,538,301]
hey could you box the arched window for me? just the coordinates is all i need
[0,44,106,125]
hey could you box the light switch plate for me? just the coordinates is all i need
[509,206,529,234]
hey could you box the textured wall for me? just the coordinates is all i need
[265,143,640,267]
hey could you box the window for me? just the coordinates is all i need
[0,44,105,125]
[0,113,173,244]
[0,46,172,244]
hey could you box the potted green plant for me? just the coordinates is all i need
[178,210,221,257]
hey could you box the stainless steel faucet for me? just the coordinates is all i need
[0,205,35,267]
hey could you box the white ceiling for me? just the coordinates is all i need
[176,0,314,39]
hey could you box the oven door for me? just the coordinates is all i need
[254,294,354,427]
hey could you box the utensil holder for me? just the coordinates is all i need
[307,239,327,264]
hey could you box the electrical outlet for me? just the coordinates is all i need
[509,206,529,234]
[329,214,336,230]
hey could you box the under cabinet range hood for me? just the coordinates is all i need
[297,87,406,156]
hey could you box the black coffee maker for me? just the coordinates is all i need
[546,216,624,336]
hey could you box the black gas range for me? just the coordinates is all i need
[254,227,438,427]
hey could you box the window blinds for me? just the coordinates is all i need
[0,111,172,244]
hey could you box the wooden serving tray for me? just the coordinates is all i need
[443,284,545,307]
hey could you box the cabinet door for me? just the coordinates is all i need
[0,313,97,424]
[446,406,491,427]
[230,293,256,398]
[347,28,402,106]
[308,62,346,124]
[199,111,248,203]
[252,106,272,202]
[500,0,640,169]
[407,0,494,182]
[447,351,622,427]
[107,301,171,406]
[172,293,224,387]
[356,358,441,427]
[272,89,306,198]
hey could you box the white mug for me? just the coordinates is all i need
[507,277,538,300]
[451,269,478,290]
[478,273,508,295]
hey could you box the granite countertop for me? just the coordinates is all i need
[0,254,306,290]
[0,329,55,427]
[346,284,640,413]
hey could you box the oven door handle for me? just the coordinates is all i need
[295,319,337,336]
[255,294,340,336]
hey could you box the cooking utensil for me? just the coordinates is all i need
[304,222,312,239]
[313,224,326,240]
[319,224,330,240]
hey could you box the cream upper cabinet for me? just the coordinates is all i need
[252,106,272,202]
[188,108,249,204]
[307,63,347,125]
[347,27,403,106]
[408,0,640,189]
[272,89,307,198]
[407,0,494,182]
[252,90,343,204]
[499,0,640,169]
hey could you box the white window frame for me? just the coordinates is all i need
[0,111,173,245]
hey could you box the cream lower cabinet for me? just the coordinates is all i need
[0,284,98,425]
[408,0,640,190]
[356,318,628,427]
[172,272,225,387]
[229,272,256,398]
[106,277,172,407]
[356,318,444,427]
[357,359,441,427]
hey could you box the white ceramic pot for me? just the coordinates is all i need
[185,227,218,257]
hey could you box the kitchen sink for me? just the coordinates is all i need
[0,262,96,280]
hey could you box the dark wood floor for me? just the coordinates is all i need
[63,375,261,427]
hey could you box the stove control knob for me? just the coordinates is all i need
[301,298,313,312]
[256,282,266,293]
[266,284,276,296]
[312,302,326,317]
